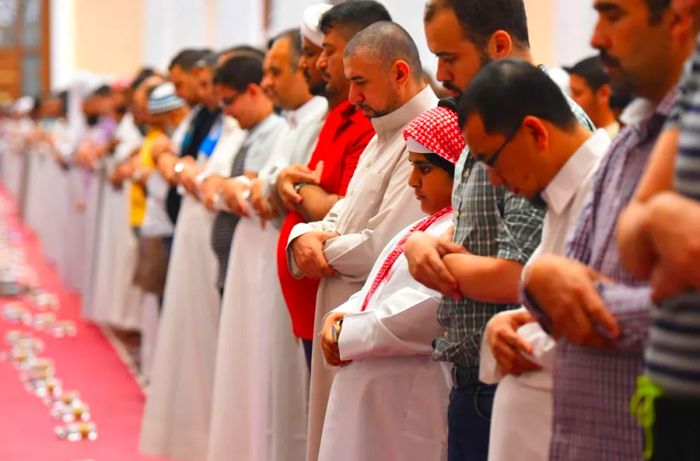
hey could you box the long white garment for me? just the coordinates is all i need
[208,97,327,461]
[287,86,437,461]
[139,194,222,460]
[89,175,143,329]
[140,125,246,461]
[318,212,453,461]
[480,130,610,461]
[80,167,106,317]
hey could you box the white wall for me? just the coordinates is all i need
[50,0,76,89]
[555,0,598,67]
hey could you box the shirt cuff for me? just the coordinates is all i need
[286,222,316,278]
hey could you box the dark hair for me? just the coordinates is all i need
[220,44,266,60]
[424,0,529,48]
[195,51,220,69]
[344,21,423,80]
[268,28,303,68]
[424,153,455,177]
[319,0,392,38]
[214,54,264,91]
[168,48,211,71]
[92,84,113,98]
[646,0,670,24]
[458,59,577,134]
[130,67,158,92]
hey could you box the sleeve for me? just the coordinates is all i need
[496,189,546,264]
[597,282,651,352]
[323,153,423,282]
[338,286,444,361]
[285,198,348,278]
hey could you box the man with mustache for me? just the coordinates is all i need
[404,1,593,459]
[286,15,438,461]
[274,3,376,371]
[616,0,700,459]
[521,0,695,459]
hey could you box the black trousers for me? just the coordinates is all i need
[650,394,700,461]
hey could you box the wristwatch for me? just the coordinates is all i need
[173,161,185,180]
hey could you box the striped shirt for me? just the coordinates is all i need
[526,89,677,460]
[646,37,700,396]
[434,68,595,368]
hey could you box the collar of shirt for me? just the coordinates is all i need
[285,96,328,128]
[370,86,437,139]
[243,112,283,147]
[620,89,677,126]
[542,129,610,215]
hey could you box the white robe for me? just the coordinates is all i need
[139,123,246,461]
[89,176,142,330]
[479,130,609,461]
[287,87,437,461]
[318,212,453,461]
[208,98,327,461]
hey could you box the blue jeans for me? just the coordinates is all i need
[447,384,496,461]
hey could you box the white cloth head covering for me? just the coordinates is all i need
[301,3,332,47]
[148,82,185,115]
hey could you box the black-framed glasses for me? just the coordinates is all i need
[219,91,243,107]
[475,124,520,167]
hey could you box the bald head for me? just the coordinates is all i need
[344,21,423,82]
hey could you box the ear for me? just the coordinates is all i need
[522,115,549,151]
[487,30,514,60]
[393,60,411,86]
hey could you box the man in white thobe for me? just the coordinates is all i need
[206,30,326,461]
[286,20,437,461]
[139,51,246,461]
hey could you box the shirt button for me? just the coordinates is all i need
[454,210,460,218]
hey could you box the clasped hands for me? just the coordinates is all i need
[290,230,339,279]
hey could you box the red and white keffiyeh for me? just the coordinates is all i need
[403,105,465,165]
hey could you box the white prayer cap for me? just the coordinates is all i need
[148,82,185,115]
[301,4,332,47]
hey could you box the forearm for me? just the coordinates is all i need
[295,184,339,222]
[443,253,523,304]
[339,288,441,361]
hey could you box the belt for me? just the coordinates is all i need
[451,365,480,389]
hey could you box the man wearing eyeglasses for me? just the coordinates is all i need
[404,1,593,459]
[457,58,610,461]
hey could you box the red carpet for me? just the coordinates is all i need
[0,185,168,461]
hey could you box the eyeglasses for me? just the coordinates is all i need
[219,91,243,107]
[475,124,520,167]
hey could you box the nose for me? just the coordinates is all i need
[261,74,272,92]
[348,83,363,106]
[589,18,607,51]
[317,51,328,72]
[408,166,420,189]
[435,59,452,87]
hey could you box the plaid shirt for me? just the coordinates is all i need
[526,89,677,461]
[433,70,595,367]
